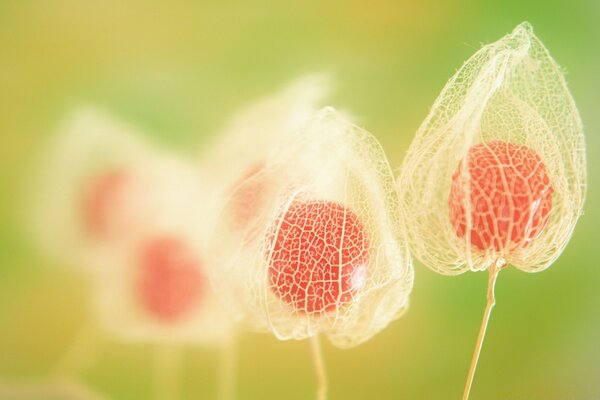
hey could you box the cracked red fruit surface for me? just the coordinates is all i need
[267,200,370,314]
[449,140,553,251]
[137,236,204,322]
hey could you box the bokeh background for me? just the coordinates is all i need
[1,1,599,399]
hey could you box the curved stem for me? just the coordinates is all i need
[462,261,504,400]
[310,335,328,400]
[216,333,237,400]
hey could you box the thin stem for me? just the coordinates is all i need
[54,319,102,378]
[216,334,237,400]
[462,261,504,400]
[154,344,181,400]
[310,335,328,400]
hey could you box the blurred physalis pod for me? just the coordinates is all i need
[397,22,586,275]
[79,154,232,343]
[201,74,329,233]
[30,108,232,342]
[91,228,232,343]
[30,109,201,271]
[210,107,413,349]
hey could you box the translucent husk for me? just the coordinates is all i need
[397,22,586,275]
[29,109,233,344]
[396,22,586,400]
[200,74,329,232]
[28,108,156,270]
[210,107,414,349]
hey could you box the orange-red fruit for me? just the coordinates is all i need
[229,163,267,230]
[81,170,129,237]
[137,236,204,322]
[449,141,553,251]
[267,200,369,314]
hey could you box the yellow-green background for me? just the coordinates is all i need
[1,1,598,399]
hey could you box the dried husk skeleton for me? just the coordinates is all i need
[397,22,586,399]
[210,107,414,350]
[32,109,232,343]
[398,22,585,275]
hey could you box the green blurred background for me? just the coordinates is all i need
[1,1,599,399]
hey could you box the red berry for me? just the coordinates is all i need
[81,170,129,237]
[267,200,370,314]
[136,236,204,322]
[229,163,267,229]
[449,141,553,251]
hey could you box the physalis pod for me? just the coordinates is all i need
[396,23,586,399]
[210,107,413,349]
[398,22,585,275]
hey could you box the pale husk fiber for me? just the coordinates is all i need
[30,109,232,344]
[210,107,413,348]
[397,22,586,275]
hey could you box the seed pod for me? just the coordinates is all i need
[92,230,231,343]
[210,107,413,348]
[31,109,232,343]
[201,75,328,232]
[30,109,156,267]
[398,22,586,275]
[86,161,232,343]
